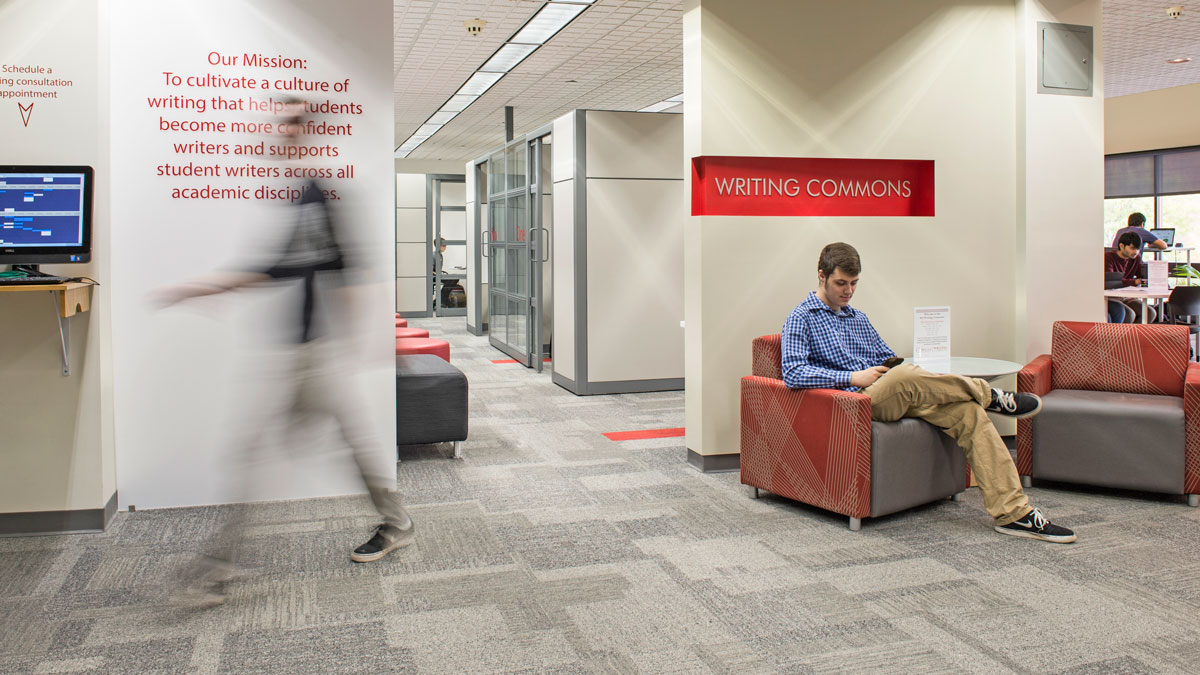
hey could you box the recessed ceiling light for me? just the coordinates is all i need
[1167,57,1192,64]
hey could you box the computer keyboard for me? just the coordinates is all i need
[0,275,72,286]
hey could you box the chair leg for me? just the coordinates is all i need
[1188,494,1198,507]
[1021,475,1032,488]
[747,486,760,499]
[848,517,861,531]
[452,440,463,459]
[950,491,963,502]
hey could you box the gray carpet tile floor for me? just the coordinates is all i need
[4,317,1200,673]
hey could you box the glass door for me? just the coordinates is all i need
[528,135,547,373]
[432,176,466,317]
[487,140,533,365]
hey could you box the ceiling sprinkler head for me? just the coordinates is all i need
[465,18,487,36]
[1167,6,1183,19]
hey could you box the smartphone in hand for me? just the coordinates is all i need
[882,357,904,368]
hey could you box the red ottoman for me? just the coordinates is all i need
[395,327,430,339]
[395,317,408,328]
[396,337,450,362]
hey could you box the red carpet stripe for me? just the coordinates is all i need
[603,427,686,441]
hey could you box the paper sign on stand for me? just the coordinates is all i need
[914,306,951,371]
[1148,260,1169,292]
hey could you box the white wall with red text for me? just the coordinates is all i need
[108,0,395,509]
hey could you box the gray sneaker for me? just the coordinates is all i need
[994,508,1076,543]
[351,522,415,563]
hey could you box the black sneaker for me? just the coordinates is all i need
[351,523,414,563]
[986,388,1042,419]
[994,508,1076,543]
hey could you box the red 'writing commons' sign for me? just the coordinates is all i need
[691,156,935,217]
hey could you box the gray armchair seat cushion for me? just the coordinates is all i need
[869,419,966,518]
[1031,389,1185,494]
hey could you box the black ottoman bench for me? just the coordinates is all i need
[396,354,468,458]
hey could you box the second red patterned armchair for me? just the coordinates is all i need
[1017,321,1200,507]
[740,334,969,530]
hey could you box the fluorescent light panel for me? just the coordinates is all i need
[426,110,458,125]
[638,101,676,113]
[440,95,478,113]
[480,43,537,73]
[511,2,585,44]
[459,71,503,96]
[638,93,684,113]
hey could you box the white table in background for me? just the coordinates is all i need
[1147,246,1194,266]
[1103,286,1172,323]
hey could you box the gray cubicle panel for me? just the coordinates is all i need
[550,109,685,395]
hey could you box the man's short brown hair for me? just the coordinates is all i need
[818,242,861,277]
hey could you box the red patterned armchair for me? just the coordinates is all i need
[1018,321,1200,507]
[740,335,969,530]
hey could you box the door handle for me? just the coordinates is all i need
[540,228,550,263]
[482,229,491,258]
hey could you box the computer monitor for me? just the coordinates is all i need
[0,165,93,265]
[1150,228,1175,246]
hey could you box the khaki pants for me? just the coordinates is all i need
[862,364,1030,525]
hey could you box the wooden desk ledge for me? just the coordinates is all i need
[0,282,93,318]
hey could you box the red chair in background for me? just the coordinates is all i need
[1017,321,1200,506]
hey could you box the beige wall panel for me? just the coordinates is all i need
[586,111,683,180]
[687,0,1023,455]
[551,180,576,381]
[396,207,425,243]
[1106,83,1200,154]
[440,181,466,207]
[396,277,427,313]
[396,242,427,278]
[552,113,575,184]
[395,173,426,208]
[441,210,466,240]
[587,179,684,382]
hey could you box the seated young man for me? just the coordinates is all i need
[781,242,1075,543]
[1105,231,1147,323]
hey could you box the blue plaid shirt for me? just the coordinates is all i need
[781,291,896,391]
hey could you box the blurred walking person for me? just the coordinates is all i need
[156,100,412,606]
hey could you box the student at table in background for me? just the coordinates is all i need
[1105,232,1146,323]
[1111,212,1168,251]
